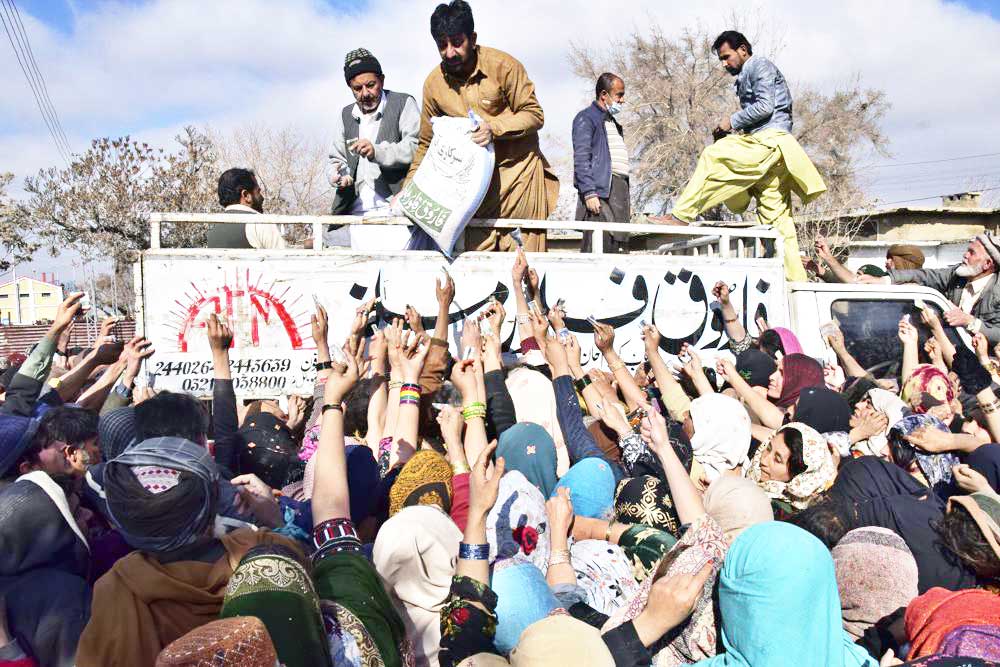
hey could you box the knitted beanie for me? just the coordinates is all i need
[344,47,382,83]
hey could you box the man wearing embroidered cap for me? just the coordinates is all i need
[327,47,420,246]
[862,233,1000,344]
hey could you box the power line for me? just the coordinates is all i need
[0,0,70,162]
[6,0,71,154]
[878,186,1000,207]
[861,152,1000,170]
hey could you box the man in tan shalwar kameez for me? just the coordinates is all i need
[406,0,559,252]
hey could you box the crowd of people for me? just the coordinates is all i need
[3,234,1000,666]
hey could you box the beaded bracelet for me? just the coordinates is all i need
[548,548,572,566]
[399,382,421,406]
[459,542,491,560]
[608,361,626,373]
[312,517,361,558]
[462,401,487,420]
[387,380,404,390]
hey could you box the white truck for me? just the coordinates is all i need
[135,213,958,397]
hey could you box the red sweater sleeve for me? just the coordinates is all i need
[450,472,470,532]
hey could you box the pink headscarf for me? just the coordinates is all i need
[772,327,803,355]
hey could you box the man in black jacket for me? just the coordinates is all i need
[572,72,629,252]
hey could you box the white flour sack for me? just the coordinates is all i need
[397,115,495,256]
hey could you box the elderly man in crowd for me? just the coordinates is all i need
[406,0,559,252]
[861,233,1000,344]
[327,48,420,249]
[573,72,631,253]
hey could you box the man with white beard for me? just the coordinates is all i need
[860,234,1000,344]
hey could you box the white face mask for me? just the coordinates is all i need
[607,100,623,116]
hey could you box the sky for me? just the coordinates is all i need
[3,0,1000,279]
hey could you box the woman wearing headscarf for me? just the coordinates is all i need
[688,394,752,487]
[829,456,977,593]
[553,457,617,519]
[496,423,559,498]
[505,367,569,474]
[746,422,838,515]
[219,543,331,667]
[485,470,551,573]
[901,365,957,421]
[388,449,454,517]
[905,587,1000,660]
[832,527,920,642]
[0,471,91,667]
[373,505,462,667]
[703,474,774,545]
[236,401,305,490]
[717,352,824,430]
[888,414,960,498]
[850,388,909,459]
[76,437,301,667]
[794,386,852,436]
[690,522,878,667]
[309,348,411,667]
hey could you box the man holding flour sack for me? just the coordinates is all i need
[406,0,559,252]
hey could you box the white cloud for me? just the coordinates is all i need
[3,0,1000,208]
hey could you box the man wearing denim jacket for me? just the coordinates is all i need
[572,73,630,253]
[655,31,826,282]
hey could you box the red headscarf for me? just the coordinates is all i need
[905,587,1000,659]
[776,353,824,409]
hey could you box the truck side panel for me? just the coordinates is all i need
[138,250,786,397]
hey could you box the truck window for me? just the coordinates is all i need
[830,299,944,379]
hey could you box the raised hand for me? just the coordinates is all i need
[207,314,233,353]
[593,320,615,354]
[405,305,425,336]
[468,442,505,521]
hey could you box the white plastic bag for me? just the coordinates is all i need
[396,115,495,256]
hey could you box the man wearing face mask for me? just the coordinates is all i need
[406,0,559,252]
[572,73,631,253]
[653,30,826,283]
[860,234,1000,345]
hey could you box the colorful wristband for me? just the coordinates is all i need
[462,401,487,420]
[459,542,491,560]
[573,376,593,393]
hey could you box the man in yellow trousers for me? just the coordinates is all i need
[654,30,826,282]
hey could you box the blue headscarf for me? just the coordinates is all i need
[693,522,876,667]
[497,422,558,497]
[491,559,558,655]
[888,414,959,495]
[553,457,615,519]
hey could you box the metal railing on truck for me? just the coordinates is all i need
[147,213,782,260]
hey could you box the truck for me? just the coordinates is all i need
[135,213,961,398]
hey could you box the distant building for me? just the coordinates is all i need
[823,193,1000,270]
[0,273,65,325]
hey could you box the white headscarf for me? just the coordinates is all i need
[851,388,907,458]
[372,505,461,667]
[689,394,752,483]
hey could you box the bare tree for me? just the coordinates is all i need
[209,124,332,243]
[569,23,890,252]
[7,127,218,314]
